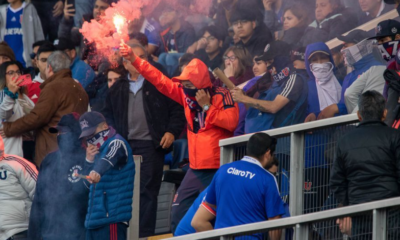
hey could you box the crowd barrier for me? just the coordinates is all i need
[127,155,142,240]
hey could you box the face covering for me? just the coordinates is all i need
[183,87,202,111]
[341,39,374,67]
[310,62,334,84]
[310,62,341,111]
[87,129,110,148]
[378,40,400,62]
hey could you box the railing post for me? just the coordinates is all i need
[289,132,305,217]
[220,145,234,166]
[221,236,234,240]
[295,223,309,240]
[127,155,142,240]
[372,209,387,240]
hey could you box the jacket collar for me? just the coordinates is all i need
[357,120,387,128]
[40,69,73,89]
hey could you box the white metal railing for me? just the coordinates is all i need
[127,155,142,240]
[165,197,400,240]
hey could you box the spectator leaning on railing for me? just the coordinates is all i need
[330,90,400,238]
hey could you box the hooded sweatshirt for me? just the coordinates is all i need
[337,53,384,115]
[305,42,341,116]
[131,58,239,170]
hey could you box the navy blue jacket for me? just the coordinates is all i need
[28,135,89,240]
[85,128,135,229]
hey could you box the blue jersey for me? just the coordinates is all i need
[4,4,25,67]
[204,156,285,238]
[141,18,161,47]
[174,187,215,236]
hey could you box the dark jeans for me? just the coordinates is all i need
[31,1,61,42]
[129,140,164,238]
[171,168,217,233]
[86,223,127,240]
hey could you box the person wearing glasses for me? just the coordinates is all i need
[214,46,254,88]
[230,7,273,58]
[27,42,56,104]
[0,61,34,157]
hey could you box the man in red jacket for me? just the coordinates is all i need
[120,43,239,232]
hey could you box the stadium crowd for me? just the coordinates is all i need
[1,0,400,239]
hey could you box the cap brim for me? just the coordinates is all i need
[255,54,273,62]
[337,35,353,43]
[171,75,189,82]
[308,51,330,60]
[79,126,97,139]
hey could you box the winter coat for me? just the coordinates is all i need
[0,92,34,157]
[0,136,38,240]
[236,25,273,58]
[330,121,400,206]
[102,78,186,152]
[71,56,96,89]
[28,136,89,240]
[306,7,358,44]
[131,57,239,170]
[0,3,44,67]
[3,69,89,166]
[337,54,384,116]
[85,129,135,229]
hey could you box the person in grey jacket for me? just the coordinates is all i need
[0,1,44,68]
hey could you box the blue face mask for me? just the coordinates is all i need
[183,88,198,97]
[378,40,400,62]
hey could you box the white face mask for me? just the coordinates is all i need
[310,62,334,84]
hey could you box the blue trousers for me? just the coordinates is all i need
[86,223,127,240]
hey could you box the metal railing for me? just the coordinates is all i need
[219,113,360,217]
[166,197,400,240]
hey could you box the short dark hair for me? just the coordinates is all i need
[105,64,128,79]
[37,43,56,59]
[246,133,277,159]
[179,53,196,69]
[32,40,48,50]
[358,90,386,121]
[199,25,225,42]
[128,32,149,46]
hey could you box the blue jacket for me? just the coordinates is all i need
[85,128,135,229]
[337,53,384,115]
[28,134,89,240]
[305,42,337,116]
[71,56,96,89]
[245,81,281,134]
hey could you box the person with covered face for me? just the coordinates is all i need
[119,42,239,233]
[230,40,308,133]
[318,30,385,119]
[79,111,135,240]
[28,113,89,240]
[304,42,342,122]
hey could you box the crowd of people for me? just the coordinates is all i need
[1,0,400,239]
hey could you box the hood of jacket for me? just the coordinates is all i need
[172,58,212,89]
[40,69,73,90]
[305,42,336,82]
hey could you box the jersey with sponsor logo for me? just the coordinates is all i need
[4,4,25,67]
[204,156,285,237]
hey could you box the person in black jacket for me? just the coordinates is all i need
[28,113,89,240]
[101,44,186,238]
[330,91,400,239]
[230,6,274,58]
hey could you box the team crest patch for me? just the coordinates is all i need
[393,27,398,34]
[304,181,313,191]
[80,119,89,129]
[68,165,83,183]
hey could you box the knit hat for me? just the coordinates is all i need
[0,42,16,61]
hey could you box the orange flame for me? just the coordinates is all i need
[113,14,126,35]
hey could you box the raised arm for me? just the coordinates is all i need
[120,43,184,106]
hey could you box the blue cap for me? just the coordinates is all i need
[79,111,106,139]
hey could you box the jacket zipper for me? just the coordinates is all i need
[104,191,109,217]
[88,184,96,222]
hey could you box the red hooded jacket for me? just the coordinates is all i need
[131,58,239,169]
